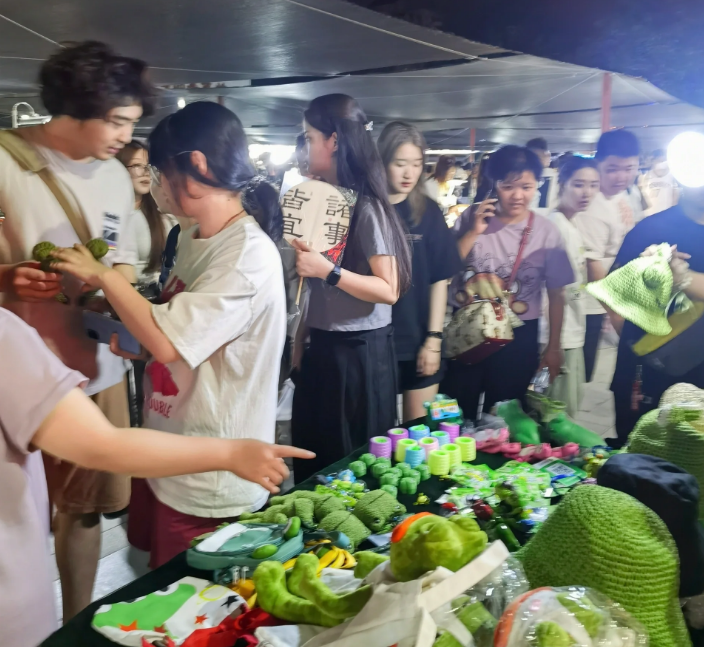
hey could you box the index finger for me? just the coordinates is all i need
[273,445,316,460]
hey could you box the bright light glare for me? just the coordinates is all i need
[177,98,186,109]
[249,144,295,166]
[668,132,704,188]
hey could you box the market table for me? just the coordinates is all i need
[42,446,509,646]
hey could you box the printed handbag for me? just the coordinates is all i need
[445,212,534,365]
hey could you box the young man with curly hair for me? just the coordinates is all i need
[0,41,155,623]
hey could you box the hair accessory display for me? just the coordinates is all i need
[456,436,477,462]
[431,430,450,446]
[404,445,425,468]
[409,425,430,442]
[419,436,439,459]
[429,449,450,476]
[369,436,392,459]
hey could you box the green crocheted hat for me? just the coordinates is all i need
[586,243,673,335]
[516,486,690,647]
[627,404,704,520]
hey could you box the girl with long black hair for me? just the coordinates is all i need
[52,101,314,566]
[291,94,412,482]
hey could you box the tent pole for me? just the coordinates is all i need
[469,128,476,162]
[601,73,612,133]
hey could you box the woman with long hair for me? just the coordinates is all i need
[51,101,313,566]
[290,94,412,482]
[377,122,462,421]
[441,145,574,417]
[116,141,173,289]
[425,154,457,203]
[541,155,600,416]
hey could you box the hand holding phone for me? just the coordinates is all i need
[83,310,141,355]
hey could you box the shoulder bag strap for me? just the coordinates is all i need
[0,130,92,245]
[506,211,535,289]
[159,223,181,289]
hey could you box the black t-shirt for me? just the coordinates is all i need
[392,198,463,361]
[611,205,704,396]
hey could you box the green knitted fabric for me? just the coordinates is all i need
[585,243,673,336]
[516,486,690,647]
[314,495,347,522]
[352,490,406,534]
[627,406,704,520]
[317,511,370,551]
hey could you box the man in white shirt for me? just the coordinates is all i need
[573,129,641,381]
[527,137,559,216]
[641,149,679,216]
[0,41,154,622]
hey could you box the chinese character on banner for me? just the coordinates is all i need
[325,195,347,218]
[283,214,303,238]
[282,187,310,211]
[323,221,348,245]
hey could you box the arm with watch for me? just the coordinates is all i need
[291,239,400,305]
[418,281,447,377]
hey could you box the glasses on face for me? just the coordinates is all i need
[149,151,195,187]
[126,163,153,178]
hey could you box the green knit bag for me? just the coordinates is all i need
[516,486,690,647]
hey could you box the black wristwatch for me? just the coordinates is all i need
[426,331,443,340]
[325,265,342,286]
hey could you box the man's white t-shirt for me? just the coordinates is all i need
[145,216,286,517]
[642,170,678,216]
[0,143,134,395]
[540,210,594,349]
[573,191,631,316]
[530,167,560,217]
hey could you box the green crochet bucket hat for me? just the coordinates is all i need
[516,485,690,647]
[586,243,673,335]
[628,401,704,520]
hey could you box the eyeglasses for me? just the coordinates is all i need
[126,163,154,178]
[149,151,195,187]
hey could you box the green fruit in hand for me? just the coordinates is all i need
[86,238,109,260]
[251,543,279,559]
[284,516,301,540]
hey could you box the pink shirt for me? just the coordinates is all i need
[451,210,574,320]
[0,309,85,647]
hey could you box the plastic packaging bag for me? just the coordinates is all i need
[494,586,648,647]
[433,556,529,647]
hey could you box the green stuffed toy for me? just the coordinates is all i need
[239,504,288,525]
[352,490,406,534]
[390,513,487,582]
[318,511,370,551]
[547,413,604,448]
[287,553,373,619]
[314,494,347,522]
[433,598,497,647]
[269,491,322,506]
[353,551,390,580]
[253,561,340,627]
[497,400,541,445]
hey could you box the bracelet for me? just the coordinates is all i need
[426,331,443,340]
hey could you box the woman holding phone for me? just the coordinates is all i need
[290,94,412,482]
[51,101,311,566]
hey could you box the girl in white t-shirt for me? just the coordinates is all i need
[52,101,313,567]
[543,156,601,416]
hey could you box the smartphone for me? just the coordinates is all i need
[486,187,497,201]
[83,310,141,355]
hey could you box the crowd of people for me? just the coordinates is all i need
[0,39,701,647]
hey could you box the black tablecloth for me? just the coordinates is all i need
[43,447,508,646]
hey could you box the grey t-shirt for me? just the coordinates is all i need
[0,308,85,647]
[306,198,393,331]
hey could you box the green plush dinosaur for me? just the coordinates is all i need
[353,551,390,580]
[390,513,487,582]
[253,561,340,627]
[239,504,287,525]
[317,511,370,551]
[287,553,373,619]
[352,490,406,534]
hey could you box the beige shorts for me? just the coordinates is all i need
[44,378,131,515]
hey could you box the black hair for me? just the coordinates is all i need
[295,133,306,151]
[40,41,156,120]
[474,153,493,202]
[304,94,411,295]
[149,101,283,242]
[651,149,666,159]
[487,145,543,183]
[596,129,640,161]
[526,137,549,152]
[116,140,166,272]
[433,155,457,182]
[558,155,599,186]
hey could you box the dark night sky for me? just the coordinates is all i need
[353,0,704,108]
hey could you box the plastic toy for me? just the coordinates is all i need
[547,412,604,448]
[496,400,541,445]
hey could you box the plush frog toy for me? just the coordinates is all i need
[389,512,488,582]
[352,489,406,534]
